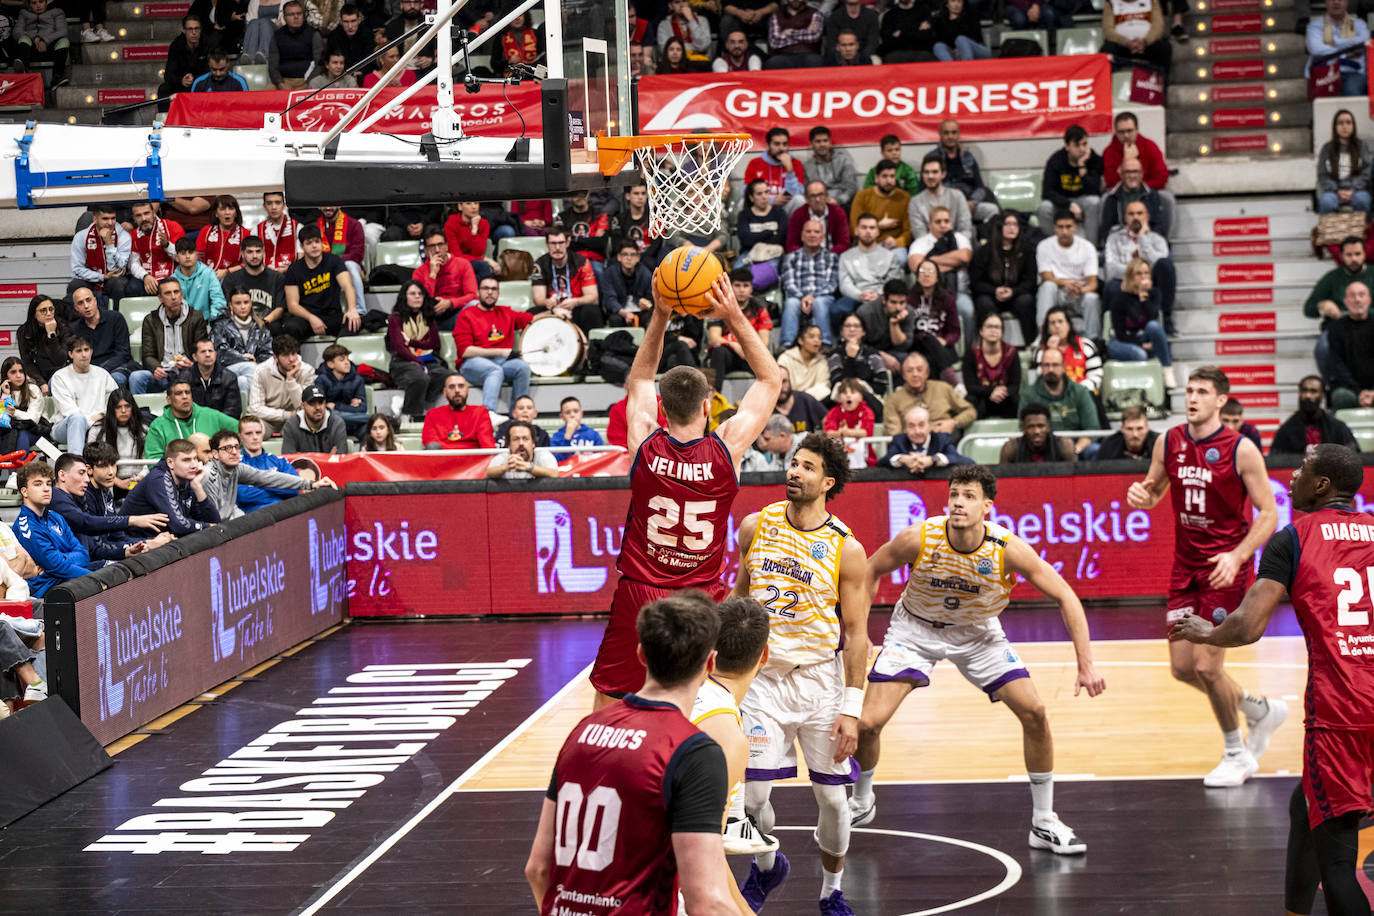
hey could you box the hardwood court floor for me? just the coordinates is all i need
[1,611,1343,916]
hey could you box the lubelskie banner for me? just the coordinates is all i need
[166,53,1112,144]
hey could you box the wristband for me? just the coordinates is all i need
[840,686,864,719]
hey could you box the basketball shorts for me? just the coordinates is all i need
[741,655,859,785]
[868,603,1030,700]
[1165,562,1251,628]
[590,577,727,698]
[1303,727,1374,829]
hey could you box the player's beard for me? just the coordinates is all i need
[785,477,819,506]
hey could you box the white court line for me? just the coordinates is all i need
[294,662,593,916]
[457,772,1301,792]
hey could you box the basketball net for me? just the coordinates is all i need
[639,135,753,238]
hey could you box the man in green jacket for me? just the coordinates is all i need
[1019,347,1098,455]
[1304,236,1374,377]
[144,379,239,459]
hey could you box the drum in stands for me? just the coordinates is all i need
[519,314,586,377]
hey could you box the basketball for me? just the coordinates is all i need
[653,245,724,315]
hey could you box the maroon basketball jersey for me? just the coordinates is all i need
[1286,508,1374,730]
[542,696,709,916]
[1166,424,1251,563]
[617,429,738,588]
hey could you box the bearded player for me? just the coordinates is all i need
[852,464,1105,855]
[590,276,780,709]
[1172,444,1373,916]
[1127,365,1286,787]
[733,434,870,915]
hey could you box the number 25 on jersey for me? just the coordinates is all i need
[1335,566,1374,626]
[646,497,717,551]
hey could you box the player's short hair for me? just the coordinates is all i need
[659,366,712,426]
[795,432,850,501]
[1310,443,1364,496]
[65,333,93,353]
[1299,374,1324,391]
[238,413,265,431]
[1188,365,1230,396]
[920,150,944,169]
[54,452,85,477]
[273,334,301,356]
[83,441,119,469]
[873,159,897,176]
[322,343,351,362]
[174,236,197,255]
[834,377,863,397]
[165,438,197,459]
[879,134,900,148]
[18,461,52,489]
[882,278,907,299]
[714,597,770,676]
[1341,235,1365,252]
[808,125,830,142]
[241,235,264,250]
[1063,124,1088,145]
[298,224,323,243]
[854,212,878,226]
[765,126,788,144]
[1019,402,1050,424]
[559,396,581,410]
[166,379,191,396]
[950,463,997,499]
[1120,404,1148,423]
[1219,398,1244,417]
[636,589,721,688]
[1113,111,1138,129]
[1052,208,1076,226]
[928,205,950,222]
[210,429,240,450]
[729,266,753,285]
[504,420,537,444]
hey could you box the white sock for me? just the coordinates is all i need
[1240,690,1269,722]
[853,769,875,804]
[726,791,746,825]
[821,867,843,897]
[1028,771,1054,822]
[756,850,776,872]
[1223,728,1244,753]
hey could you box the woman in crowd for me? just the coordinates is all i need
[490,11,542,73]
[360,412,402,452]
[734,178,786,291]
[1106,256,1176,389]
[386,280,451,422]
[196,194,251,279]
[961,311,1021,420]
[656,0,710,65]
[1316,108,1371,214]
[242,0,282,63]
[17,295,67,394]
[0,357,49,452]
[776,324,832,401]
[970,211,1038,347]
[1031,305,1103,396]
[828,313,888,398]
[909,259,962,385]
[932,0,988,61]
[656,36,695,74]
[87,388,146,486]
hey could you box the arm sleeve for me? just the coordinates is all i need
[1256,525,1297,591]
[237,463,312,491]
[666,734,729,834]
[155,473,207,535]
[72,234,102,283]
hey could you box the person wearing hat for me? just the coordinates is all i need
[282,383,349,455]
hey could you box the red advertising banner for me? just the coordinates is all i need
[0,283,37,298]
[292,450,631,484]
[167,54,1113,144]
[1211,108,1265,129]
[1217,263,1275,284]
[0,73,44,107]
[1213,217,1268,237]
[97,88,151,105]
[1213,240,1270,257]
[346,469,1369,617]
[1215,134,1270,153]
[1211,60,1265,80]
[1218,312,1277,334]
[1217,339,1277,355]
[122,44,169,61]
[1211,85,1265,103]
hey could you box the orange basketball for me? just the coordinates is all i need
[653,245,725,315]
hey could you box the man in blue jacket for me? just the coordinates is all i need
[882,403,970,474]
[236,414,300,512]
[14,462,101,598]
[50,453,171,561]
[121,438,220,537]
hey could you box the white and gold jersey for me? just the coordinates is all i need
[691,676,743,814]
[745,500,849,671]
[898,515,1017,626]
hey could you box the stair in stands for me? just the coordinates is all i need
[1165,0,1311,161]
[70,61,166,87]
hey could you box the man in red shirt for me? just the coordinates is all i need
[442,202,500,281]
[421,374,495,449]
[1172,444,1374,916]
[453,277,533,412]
[414,228,478,327]
[1102,112,1174,234]
[743,127,806,208]
[129,201,184,296]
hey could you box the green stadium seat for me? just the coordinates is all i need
[1335,408,1374,426]
[965,418,1022,436]
[373,240,424,269]
[135,392,165,416]
[340,333,389,372]
[985,170,1042,214]
[960,434,1012,464]
[501,279,535,312]
[120,296,159,362]
[997,29,1047,54]
[1055,26,1102,55]
[1100,359,1166,413]
[1355,427,1374,452]
[235,64,271,90]
[396,433,424,450]
[262,438,283,454]
[498,236,548,260]
[1112,70,1134,104]
[238,199,266,227]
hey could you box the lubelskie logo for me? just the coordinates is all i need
[209,552,286,664]
[534,499,608,594]
[95,599,183,722]
[308,518,347,616]
[887,490,928,584]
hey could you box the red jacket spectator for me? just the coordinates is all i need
[452,303,533,371]
[785,202,851,254]
[1103,134,1169,190]
[256,215,298,271]
[421,402,495,449]
[196,223,251,272]
[512,199,553,235]
[443,213,491,263]
[317,209,366,263]
[744,156,806,201]
[413,256,477,311]
[606,394,667,448]
[132,216,185,281]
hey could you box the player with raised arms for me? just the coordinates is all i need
[852,464,1106,855]
[733,433,870,915]
[525,589,750,916]
[1127,365,1286,787]
[590,274,780,710]
[1171,444,1374,916]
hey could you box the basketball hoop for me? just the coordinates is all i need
[597,132,753,237]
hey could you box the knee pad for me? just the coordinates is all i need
[812,783,851,858]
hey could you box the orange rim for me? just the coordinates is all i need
[595,131,752,177]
